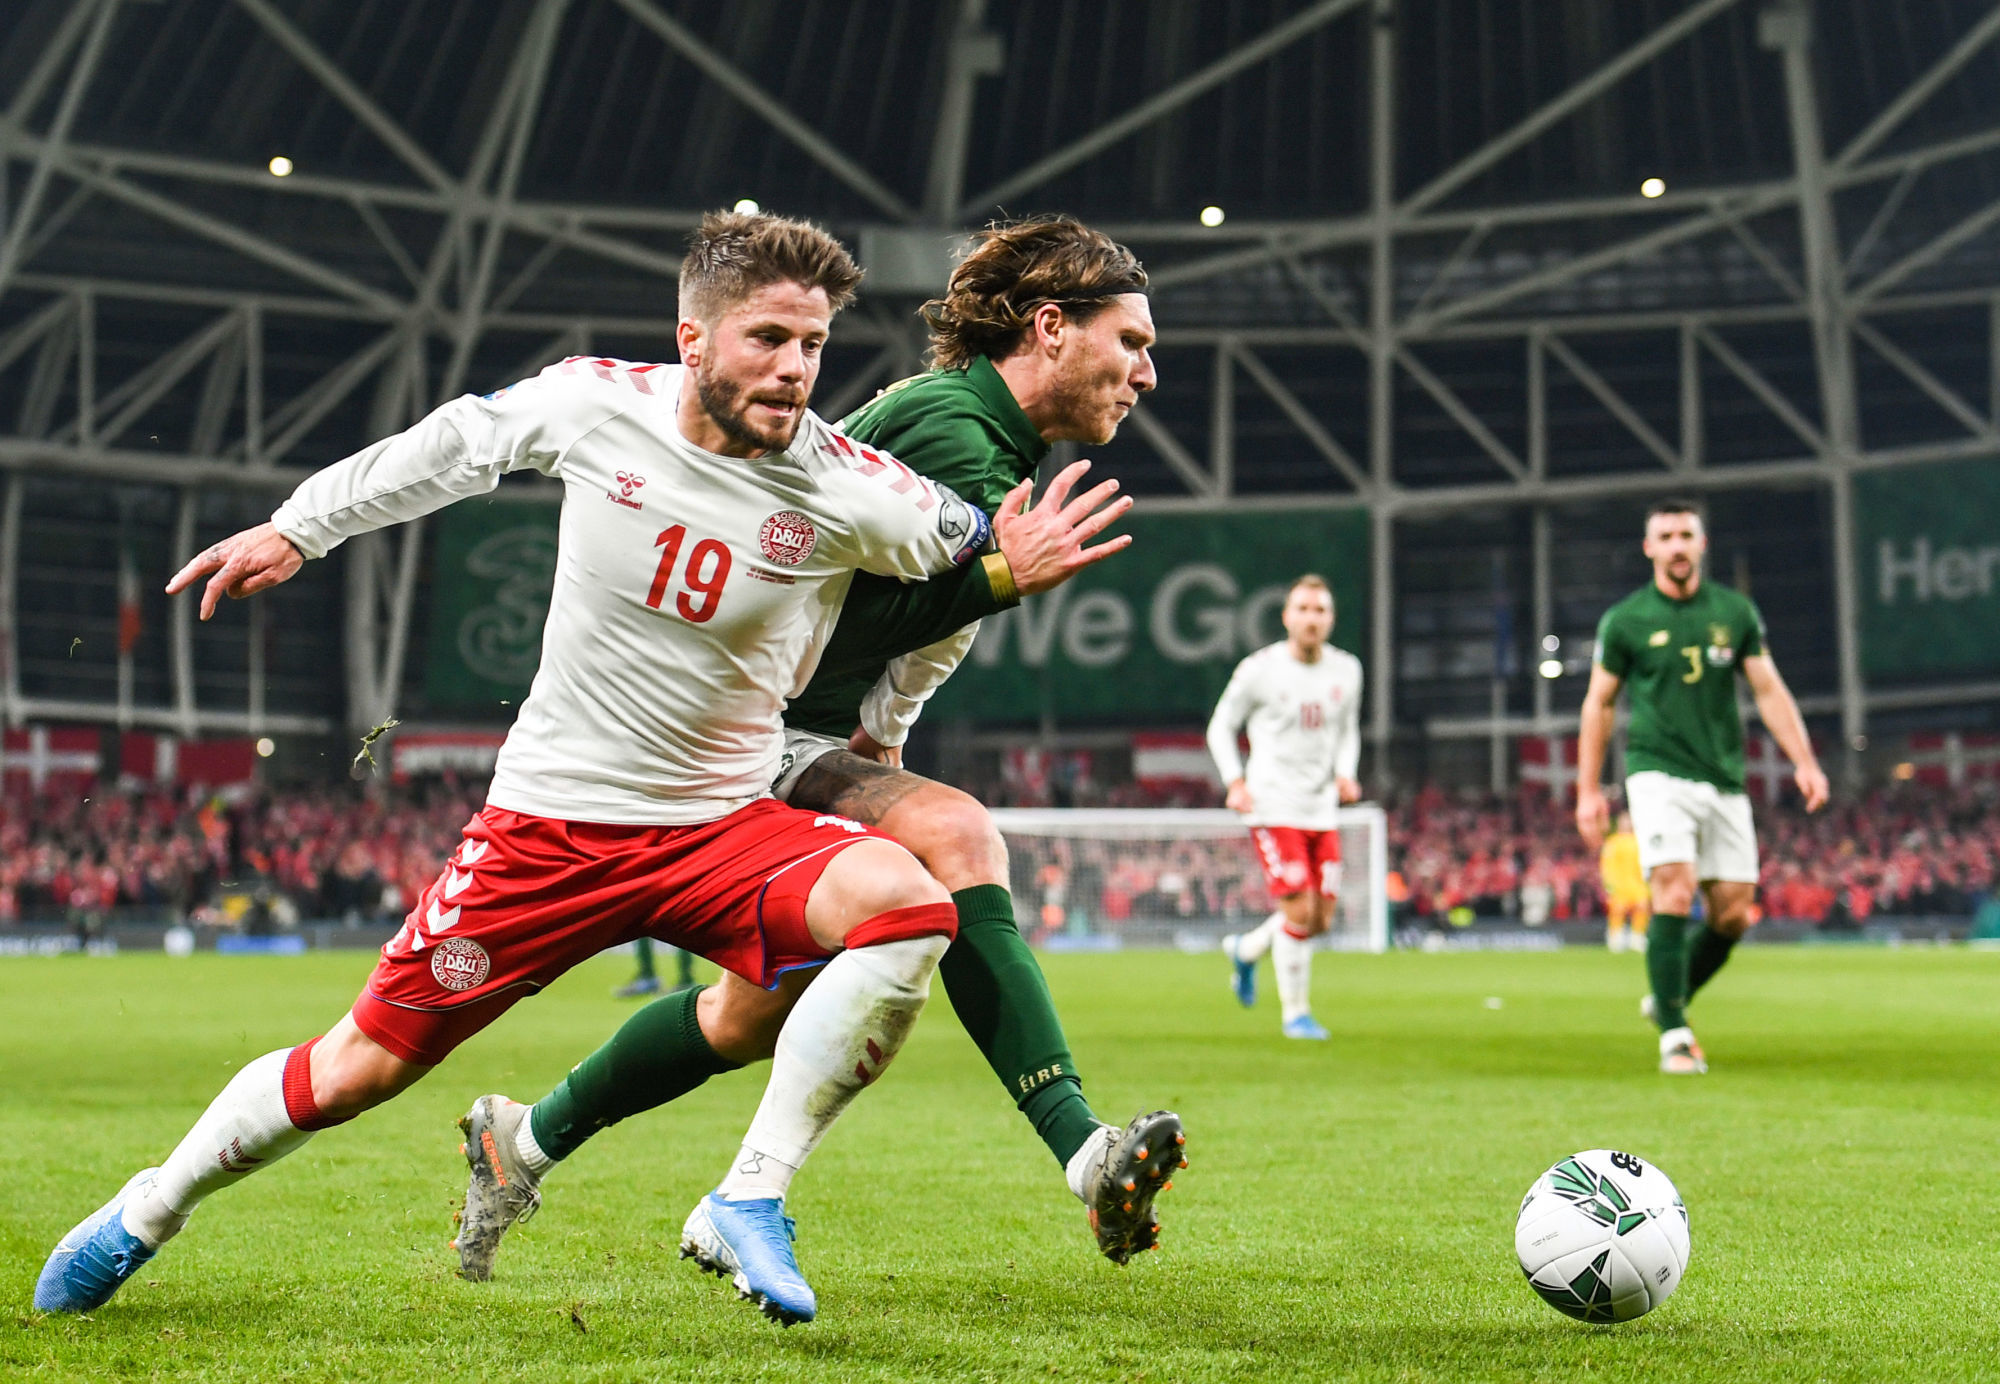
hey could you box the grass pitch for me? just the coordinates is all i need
[3,944,1996,1383]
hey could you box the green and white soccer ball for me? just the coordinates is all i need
[1515,1149,1690,1323]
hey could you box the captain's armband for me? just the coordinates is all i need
[981,551,1020,608]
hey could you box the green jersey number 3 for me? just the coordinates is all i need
[1679,646,1703,683]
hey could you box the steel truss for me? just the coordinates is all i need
[1,0,1997,758]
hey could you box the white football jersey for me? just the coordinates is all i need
[273,357,985,825]
[1205,640,1364,830]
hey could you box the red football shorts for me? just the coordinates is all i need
[352,799,892,1065]
[1250,825,1344,899]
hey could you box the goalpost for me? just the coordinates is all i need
[987,805,1390,954]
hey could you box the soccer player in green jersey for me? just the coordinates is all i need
[1576,499,1829,1074]
[454,219,1187,1280]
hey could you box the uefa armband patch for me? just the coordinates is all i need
[934,483,990,565]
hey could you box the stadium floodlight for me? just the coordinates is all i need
[1541,634,1560,652]
[733,198,761,214]
[268,156,294,177]
[1639,177,1665,198]
[255,737,276,757]
[1199,205,1226,227]
[1538,658,1564,679]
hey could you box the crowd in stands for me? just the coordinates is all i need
[984,776,2000,930]
[2,775,1994,931]
[0,780,481,927]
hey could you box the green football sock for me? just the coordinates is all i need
[1686,925,1737,999]
[630,936,657,980]
[1646,913,1691,1032]
[528,984,739,1162]
[674,947,695,987]
[940,884,1102,1167]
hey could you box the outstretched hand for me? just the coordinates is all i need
[992,460,1133,597]
[165,521,303,621]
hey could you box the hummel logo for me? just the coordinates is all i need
[216,1137,264,1175]
[852,1037,889,1086]
[607,471,646,510]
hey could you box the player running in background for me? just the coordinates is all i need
[1576,499,1828,1075]
[1209,575,1364,1041]
[1600,810,1650,953]
[34,212,1116,1327]
[455,217,1186,1283]
[615,938,696,998]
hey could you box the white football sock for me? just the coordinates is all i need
[715,933,949,1202]
[121,1047,318,1249]
[1232,911,1287,963]
[513,1108,554,1176]
[1064,1123,1116,1203]
[1272,927,1314,1024]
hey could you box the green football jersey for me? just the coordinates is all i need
[1594,580,1766,792]
[785,355,1050,738]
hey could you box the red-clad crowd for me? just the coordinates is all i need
[0,780,482,926]
[1759,784,1998,923]
[1393,783,2000,924]
[3,777,1994,929]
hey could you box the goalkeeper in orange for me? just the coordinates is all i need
[1600,809,1650,953]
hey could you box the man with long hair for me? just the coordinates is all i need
[457,217,1189,1280]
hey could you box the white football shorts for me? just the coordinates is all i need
[1624,769,1759,883]
[770,726,846,803]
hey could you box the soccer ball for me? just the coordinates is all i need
[1515,1149,1690,1323]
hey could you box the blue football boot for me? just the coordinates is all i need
[35,1169,161,1312]
[1282,1014,1331,1041]
[1221,934,1257,1007]
[680,1193,816,1325]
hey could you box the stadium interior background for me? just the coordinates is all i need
[1,0,1996,944]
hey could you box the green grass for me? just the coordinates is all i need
[3,946,1996,1383]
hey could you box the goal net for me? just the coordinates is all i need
[987,806,1389,954]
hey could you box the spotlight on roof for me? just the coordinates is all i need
[1541,634,1561,652]
[1538,659,1564,680]
[255,737,276,758]
[1199,205,1226,228]
[268,156,294,177]
[1640,177,1666,199]
[733,198,761,214]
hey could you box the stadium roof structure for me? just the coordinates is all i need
[1,0,1997,751]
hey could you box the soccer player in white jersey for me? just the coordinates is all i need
[34,212,1125,1327]
[1207,575,1364,1040]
